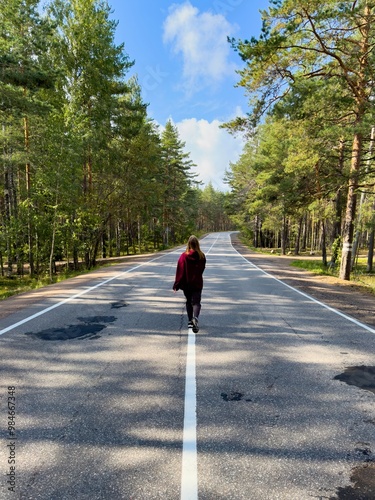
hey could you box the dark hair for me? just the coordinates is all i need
[186,235,205,259]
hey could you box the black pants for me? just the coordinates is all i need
[183,288,202,321]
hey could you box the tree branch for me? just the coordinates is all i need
[301,8,362,99]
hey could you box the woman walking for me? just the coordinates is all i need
[173,235,206,333]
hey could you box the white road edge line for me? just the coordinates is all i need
[181,327,198,500]
[230,235,375,335]
[0,254,166,336]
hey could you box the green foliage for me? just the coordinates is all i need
[0,0,229,284]
[196,183,233,232]
[224,0,375,276]
[159,120,198,245]
[0,267,93,300]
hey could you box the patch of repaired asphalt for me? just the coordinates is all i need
[331,462,375,499]
[221,391,252,402]
[25,316,116,341]
[334,366,375,394]
[111,300,128,309]
[77,316,116,324]
[331,367,375,499]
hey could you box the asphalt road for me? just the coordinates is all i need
[0,232,374,500]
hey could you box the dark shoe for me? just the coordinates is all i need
[188,320,193,328]
[192,317,199,333]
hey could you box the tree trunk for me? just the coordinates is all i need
[367,197,375,272]
[49,211,57,283]
[310,216,316,253]
[24,114,35,277]
[4,168,13,278]
[91,231,101,267]
[331,138,345,245]
[116,221,121,257]
[108,221,113,258]
[254,215,259,247]
[102,231,107,259]
[352,126,375,268]
[137,215,141,252]
[281,215,287,255]
[340,2,372,279]
[301,214,307,252]
[321,220,327,266]
[339,132,362,280]
[294,216,303,255]
[73,240,79,270]
[84,250,90,269]
[367,228,374,273]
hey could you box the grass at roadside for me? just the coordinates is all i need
[238,234,375,294]
[0,246,165,301]
[290,259,375,294]
[0,244,173,301]
[0,269,90,300]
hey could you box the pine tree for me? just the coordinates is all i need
[160,120,197,245]
[0,0,55,276]
[47,0,134,267]
[227,0,375,279]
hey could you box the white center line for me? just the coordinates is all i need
[180,235,218,499]
[181,327,198,500]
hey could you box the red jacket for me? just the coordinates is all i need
[173,250,206,291]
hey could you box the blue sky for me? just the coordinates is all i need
[108,0,269,190]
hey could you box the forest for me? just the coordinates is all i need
[224,0,375,281]
[2,0,375,286]
[0,0,231,282]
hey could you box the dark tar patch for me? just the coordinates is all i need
[334,365,375,394]
[25,316,116,341]
[221,392,252,402]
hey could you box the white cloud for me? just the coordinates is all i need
[175,117,245,191]
[163,2,238,93]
